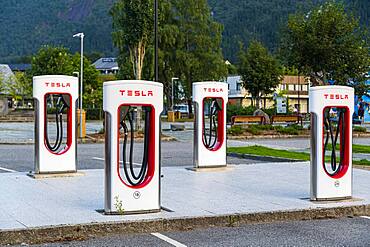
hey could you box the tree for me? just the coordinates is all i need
[160,0,228,112]
[238,40,283,109]
[280,1,370,86]
[0,73,5,94]
[11,72,33,104]
[0,71,32,106]
[31,46,102,110]
[111,0,154,80]
[71,54,103,108]
[31,46,74,76]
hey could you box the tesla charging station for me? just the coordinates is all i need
[104,80,163,214]
[33,75,78,174]
[193,81,228,168]
[309,86,354,201]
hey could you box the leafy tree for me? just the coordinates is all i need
[71,54,103,108]
[12,72,33,101]
[31,46,74,76]
[160,0,227,112]
[0,73,5,94]
[31,46,102,109]
[110,0,154,80]
[238,40,283,109]
[280,1,370,86]
[157,0,179,108]
[0,71,32,106]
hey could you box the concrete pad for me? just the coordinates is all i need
[0,162,370,245]
[27,171,85,179]
[186,165,234,172]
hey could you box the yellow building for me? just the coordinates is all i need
[227,75,309,113]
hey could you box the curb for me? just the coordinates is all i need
[0,137,178,145]
[1,204,369,245]
[228,135,310,140]
[78,136,178,144]
[228,133,370,140]
[227,152,304,163]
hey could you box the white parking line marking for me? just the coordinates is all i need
[92,157,141,166]
[0,166,17,173]
[151,233,187,247]
[92,157,104,161]
[360,216,370,220]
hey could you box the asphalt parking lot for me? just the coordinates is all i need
[22,217,370,247]
[0,141,262,173]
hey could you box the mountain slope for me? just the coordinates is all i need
[209,0,370,61]
[0,0,115,63]
[0,0,368,63]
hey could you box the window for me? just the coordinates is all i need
[236,82,241,91]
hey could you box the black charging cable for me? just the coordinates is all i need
[45,94,69,152]
[323,108,346,176]
[120,107,151,186]
[203,99,221,149]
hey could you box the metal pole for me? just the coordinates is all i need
[171,79,174,109]
[297,72,300,114]
[154,0,158,82]
[80,34,84,138]
[171,77,178,110]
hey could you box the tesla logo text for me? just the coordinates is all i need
[324,94,348,100]
[119,90,154,97]
[45,82,70,88]
[203,88,223,93]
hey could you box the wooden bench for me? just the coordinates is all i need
[231,115,266,126]
[271,115,302,125]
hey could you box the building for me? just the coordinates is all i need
[0,64,16,94]
[226,75,310,113]
[8,64,31,72]
[93,58,119,74]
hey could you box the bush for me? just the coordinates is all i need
[253,124,275,131]
[227,104,256,122]
[287,123,304,130]
[275,126,299,135]
[227,125,244,135]
[263,107,277,117]
[353,126,367,133]
[86,108,104,120]
[246,125,261,135]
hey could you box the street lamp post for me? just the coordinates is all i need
[73,32,84,138]
[154,0,158,82]
[297,71,300,115]
[171,77,179,110]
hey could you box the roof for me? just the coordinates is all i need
[8,64,31,71]
[93,58,119,70]
[281,75,308,85]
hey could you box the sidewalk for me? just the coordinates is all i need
[1,162,370,245]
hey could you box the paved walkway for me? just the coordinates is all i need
[1,162,369,231]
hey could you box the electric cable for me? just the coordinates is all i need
[323,108,346,176]
[203,99,221,149]
[45,94,69,153]
[120,106,151,186]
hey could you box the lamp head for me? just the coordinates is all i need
[73,33,84,38]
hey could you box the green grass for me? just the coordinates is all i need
[354,159,370,166]
[326,143,370,154]
[228,145,370,166]
[228,145,310,161]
